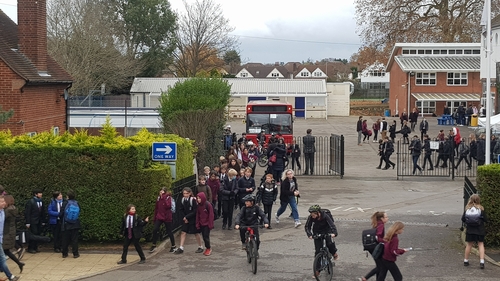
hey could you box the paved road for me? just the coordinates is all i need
[80,117,498,281]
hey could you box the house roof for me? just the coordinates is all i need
[0,9,72,84]
[236,65,291,78]
[394,56,480,72]
[130,78,327,96]
[412,93,481,101]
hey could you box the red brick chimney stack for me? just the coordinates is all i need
[17,0,48,72]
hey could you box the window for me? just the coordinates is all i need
[418,50,424,54]
[369,70,385,77]
[464,49,472,54]
[447,72,468,85]
[402,49,409,54]
[415,101,436,114]
[313,71,323,77]
[473,49,480,54]
[247,113,292,134]
[271,72,280,77]
[415,72,436,85]
[409,49,417,54]
[447,101,466,113]
[53,127,60,136]
[240,72,248,78]
[449,50,456,54]
[455,50,463,54]
[27,132,37,137]
[440,50,447,54]
[300,71,310,77]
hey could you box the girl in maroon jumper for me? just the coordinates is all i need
[196,192,214,256]
[376,222,408,281]
[359,211,389,281]
[150,187,176,253]
[206,171,220,218]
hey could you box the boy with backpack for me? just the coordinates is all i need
[235,194,269,252]
[256,174,278,229]
[60,190,81,258]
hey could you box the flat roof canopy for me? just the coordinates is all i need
[412,93,481,101]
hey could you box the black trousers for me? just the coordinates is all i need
[121,234,145,262]
[455,155,471,168]
[200,225,211,249]
[62,228,79,256]
[378,154,385,168]
[377,259,402,281]
[313,235,337,257]
[373,130,378,141]
[364,249,382,280]
[217,198,222,217]
[291,156,301,170]
[28,223,41,251]
[422,154,433,169]
[51,222,63,251]
[151,220,175,247]
[304,152,315,174]
[263,204,273,226]
[384,153,394,168]
[4,249,22,267]
[222,200,234,227]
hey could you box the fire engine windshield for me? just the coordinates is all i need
[247,113,292,134]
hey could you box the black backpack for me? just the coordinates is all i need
[362,228,378,252]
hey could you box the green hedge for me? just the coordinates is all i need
[0,127,196,241]
[477,164,500,247]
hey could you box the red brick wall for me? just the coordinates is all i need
[0,60,67,135]
[17,0,47,71]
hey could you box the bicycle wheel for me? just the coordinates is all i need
[258,155,268,167]
[313,252,333,281]
[246,241,252,264]
[250,240,258,274]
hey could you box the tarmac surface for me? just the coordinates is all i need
[7,116,500,281]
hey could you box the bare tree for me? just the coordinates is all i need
[355,0,499,48]
[173,0,238,77]
[47,0,139,95]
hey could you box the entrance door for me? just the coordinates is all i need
[295,97,305,117]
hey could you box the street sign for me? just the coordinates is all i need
[152,142,177,161]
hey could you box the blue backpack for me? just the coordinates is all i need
[64,200,80,223]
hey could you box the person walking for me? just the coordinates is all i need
[372,119,380,142]
[399,109,408,129]
[303,129,316,175]
[380,118,388,140]
[383,137,395,170]
[462,194,487,269]
[220,169,238,230]
[409,108,418,132]
[409,135,422,174]
[375,139,386,169]
[3,195,24,274]
[358,211,388,281]
[117,204,148,264]
[454,138,472,170]
[0,195,20,281]
[275,169,301,228]
[150,187,176,253]
[421,134,433,171]
[357,116,363,146]
[376,222,408,281]
[288,140,301,171]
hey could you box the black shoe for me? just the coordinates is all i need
[480,263,484,269]
[62,254,68,258]
[310,172,313,175]
[18,262,24,273]
[138,259,146,264]
[54,249,61,253]
[149,245,156,253]
[227,227,232,230]
[174,248,184,254]
[27,250,37,254]
[222,225,226,230]
[195,247,204,253]
[267,225,272,229]
[74,254,80,258]
[376,166,381,169]
[169,246,176,253]
[427,168,433,171]
[117,260,127,264]
[464,261,469,266]
[392,164,395,169]
[382,167,388,170]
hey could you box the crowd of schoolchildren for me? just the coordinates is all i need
[0,186,81,281]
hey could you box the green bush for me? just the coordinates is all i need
[476,164,500,247]
[0,127,195,242]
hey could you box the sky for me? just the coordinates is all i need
[0,0,362,64]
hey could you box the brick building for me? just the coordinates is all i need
[386,43,482,117]
[0,0,72,136]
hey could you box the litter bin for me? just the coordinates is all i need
[471,114,478,127]
[384,109,391,117]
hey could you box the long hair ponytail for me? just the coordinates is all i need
[383,221,404,242]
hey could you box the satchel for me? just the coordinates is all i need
[371,242,384,259]
[269,151,277,163]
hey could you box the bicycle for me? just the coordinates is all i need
[241,225,259,274]
[312,233,335,281]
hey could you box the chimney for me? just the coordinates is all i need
[18,0,48,72]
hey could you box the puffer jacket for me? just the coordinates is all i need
[256,181,278,205]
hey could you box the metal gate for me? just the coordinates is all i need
[292,134,344,178]
[396,138,477,180]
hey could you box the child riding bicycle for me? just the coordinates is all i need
[305,205,339,260]
[235,194,269,251]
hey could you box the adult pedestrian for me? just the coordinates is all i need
[372,118,380,143]
[409,108,418,132]
[383,137,395,170]
[399,120,410,144]
[388,120,397,142]
[375,139,386,169]
[457,103,465,126]
[0,195,20,281]
[357,116,363,146]
[60,190,81,259]
[25,189,44,254]
[476,134,486,166]
[303,128,316,175]
[443,104,451,115]
[462,194,487,269]
[419,118,428,141]
[275,169,301,228]
[454,138,472,170]
[288,140,301,171]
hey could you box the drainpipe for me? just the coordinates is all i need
[407,72,411,116]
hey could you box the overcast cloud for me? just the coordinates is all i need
[0,0,362,63]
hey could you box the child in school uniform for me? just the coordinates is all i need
[174,187,204,254]
[196,192,214,256]
[256,174,278,229]
[117,204,149,264]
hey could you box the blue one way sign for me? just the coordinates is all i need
[152,142,177,161]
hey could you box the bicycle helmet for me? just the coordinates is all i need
[242,194,256,203]
[308,204,321,213]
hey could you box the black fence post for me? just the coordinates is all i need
[340,135,344,179]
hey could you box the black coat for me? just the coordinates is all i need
[476,139,486,161]
[256,182,278,205]
[409,139,422,155]
[121,214,147,239]
[302,134,316,153]
[235,205,268,226]
[60,200,82,230]
[280,177,298,202]
[4,206,19,249]
[470,140,477,159]
[289,144,301,157]
[389,124,396,139]
[179,197,197,224]
[237,176,256,201]
[409,112,418,122]
[25,197,45,225]
[269,144,287,171]
[220,178,237,201]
